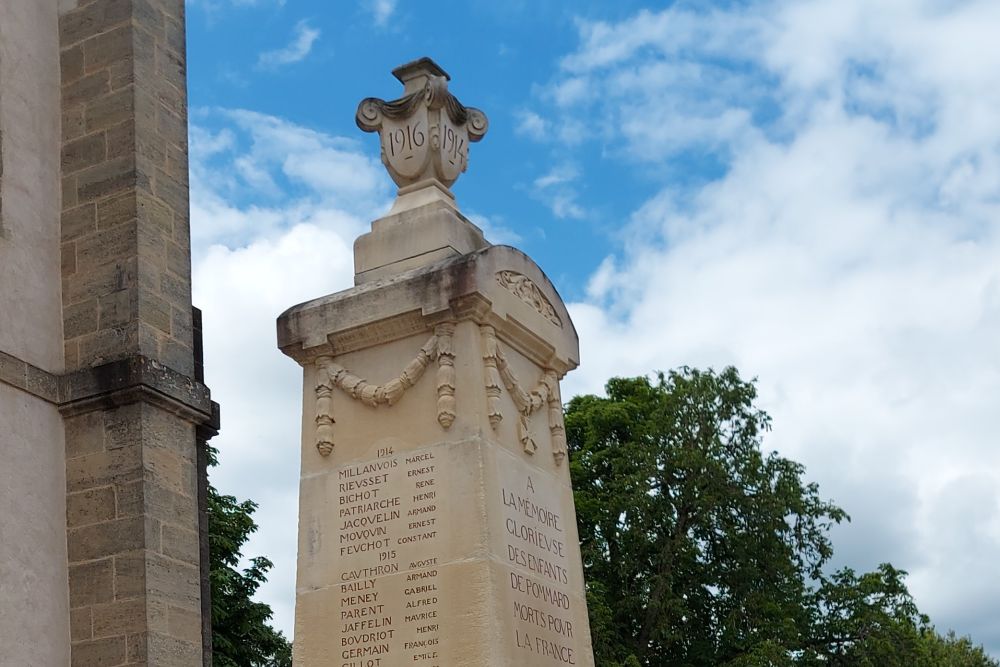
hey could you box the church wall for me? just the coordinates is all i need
[0,2,72,665]
[0,0,65,372]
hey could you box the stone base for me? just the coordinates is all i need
[293,435,593,667]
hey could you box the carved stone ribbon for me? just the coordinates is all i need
[479,324,567,465]
[313,324,457,456]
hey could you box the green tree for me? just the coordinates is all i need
[208,448,292,667]
[566,368,997,667]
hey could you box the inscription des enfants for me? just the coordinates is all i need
[503,476,579,665]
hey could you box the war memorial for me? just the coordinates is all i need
[0,1,596,664]
[277,58,595,666]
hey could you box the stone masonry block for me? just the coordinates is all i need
[99,288,137,330]
[64,174,80,209]
[164,15,184,56]
[76,219,138,270]
[64,299,100,339]
[152,167,186,218]
[138,293,172,336]
[76,156,137,203]
[63,242,79,276]
[83,24,132,74]
[147,632,201,667]
[60,0,132,47]
[126,632,148,664]
[104,403,143,450]
[159,338,194,378]
[65,445,142,493]
[143,482,197,526]
[62,131,107,174]
[167,605,202,646]
[160,524,199,565]
[70,607,94,642]
[78,324,141,367]
[114,480,144,519]
[70,636,127,667]
[91,598,146,639]
[106,122,137,163]
[63,258,137,306]
[67,516,146,562]
[137,191,173,235]
[65,411,106,460]
[146,553,200,610]
[62,44,86,85]
[62,203,98,241]
[69,558,114,608]
[86,87,136,133]
[98,192,138,230]
[113,551,146,600]
[165,242,187,278]
[67,486,117,528]
[64,105,88,142]
[63,70,112,109]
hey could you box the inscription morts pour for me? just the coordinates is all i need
[497,456,587,666]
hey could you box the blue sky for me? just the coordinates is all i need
[185,0,1000,656]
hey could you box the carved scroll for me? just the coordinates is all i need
[479,325,566,465]
[312,327,456,456]
[496,271,562,328]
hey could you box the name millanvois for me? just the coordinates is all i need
[339,459,397,480]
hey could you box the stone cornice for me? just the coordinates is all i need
[0,349,218,431]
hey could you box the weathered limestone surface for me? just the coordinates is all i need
[0,3,72,664]
[0,0,65,371]
[280,59,595,666]
[1,1,214,665]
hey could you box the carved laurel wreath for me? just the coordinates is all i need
[313,323,456,456]
[496,271,562,328]
[480,325,567,466]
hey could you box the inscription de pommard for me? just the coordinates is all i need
[279,57,594,667]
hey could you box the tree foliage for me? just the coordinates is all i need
[566,368,996,667]
[208,448,293,667]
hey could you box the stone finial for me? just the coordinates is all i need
[356,57,489,195]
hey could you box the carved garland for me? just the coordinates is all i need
[480,325,568,465]
[313,323,456,456]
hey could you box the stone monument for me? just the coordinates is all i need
[278,57,594,666]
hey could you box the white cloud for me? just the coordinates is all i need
[515,109,549,140]
[366,0,397,27]
[530,164,585,219]
[257,20,321,69]
[554,0,1000,655]
[189,109,389,637]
